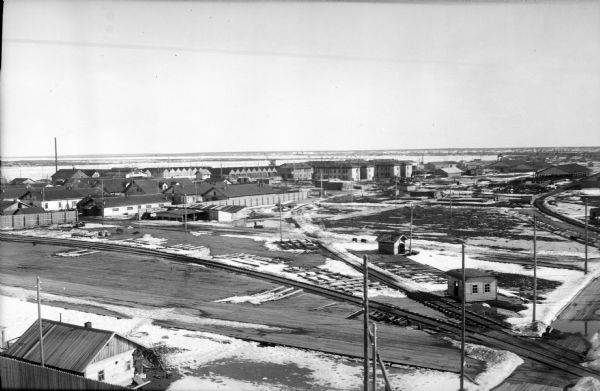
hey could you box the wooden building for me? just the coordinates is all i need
[376,232,407,255]
[78,194,170,217]
[5,319,146,387]
[536,163,592,180]
[310,161,361,181]
[30,188,85,211]
[435,167,463,178]
[51,169,90,186]
[277,163,314,181]
[446,269,497,302]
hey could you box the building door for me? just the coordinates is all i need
[454,281,459,297]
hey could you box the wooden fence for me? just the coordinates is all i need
[0,356,128,390]
[0,211,78,230]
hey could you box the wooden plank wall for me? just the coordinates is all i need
[0,211,77,230]
[0,356,128,390]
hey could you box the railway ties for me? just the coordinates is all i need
[4,233,600,382]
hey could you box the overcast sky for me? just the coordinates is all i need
[1,0,599,157]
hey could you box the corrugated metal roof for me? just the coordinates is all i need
[6,320,116,373]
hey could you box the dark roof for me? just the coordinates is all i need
[8,178,35,185]
[278,163,313,169]
[537,163,592,176]
[214,183,278,198]
[72,187,104,197]
[446,268,495,279]
[125,179,162,194]
[0,187,30,200]
[30,188,84,201]
[163,178,198,194]
[98,178,128,193]
[6,319,142,373]
[308,160,361,168]
[376,232,406,243]
[14,206,46,214]
[102,194,170,208]
[51,169,89,180]
[0,200,17,210]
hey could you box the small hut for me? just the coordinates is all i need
[376,232,407,255]
[446,268,497,302]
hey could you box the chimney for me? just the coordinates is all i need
[84,321,92,328]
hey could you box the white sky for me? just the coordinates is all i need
[1,0,599,157]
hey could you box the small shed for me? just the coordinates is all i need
[376,232,407,255]
[446,268,497,302]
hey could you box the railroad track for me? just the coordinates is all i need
[0,232,597,380]
[534,191,600,235]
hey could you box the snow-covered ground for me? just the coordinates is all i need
[408,245,600,330]
[0,288,518,391]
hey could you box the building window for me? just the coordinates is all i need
[44,203,49,209]
[127,206,134,210]
[146,205,152,208]
[159,204,165,207]
[472,284,478,294]
[112,208,119,212]
[98,370,105,381]
[58,202,62,208]
[484,283,491,293]
[126,360,132,370]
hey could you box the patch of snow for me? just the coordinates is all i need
[79,223,119,229]
[318,259,362,277]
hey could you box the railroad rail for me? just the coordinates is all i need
[534,190,600,235]
[0,232,597,381]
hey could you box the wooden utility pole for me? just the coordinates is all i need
[54,137,58,174]
[460,244,465,391]
[184,193,187,232]
[279,197,283,243]
[363,255,370,391]
[533,215,537,323]
[372,322,377,391]
[585,197,588,275]
[409,204,414,255]
[37,276,45,367]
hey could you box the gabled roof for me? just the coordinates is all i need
[101,194,170,208]
[8,178,36,185]
[98,178,128,193]
[446,268,495,279]
[0,187,30,200]
[376,232,406,243]
[537,163,591,176]
[30,188,84,201]
[437,167,463,174]
[51,169,89,180]
[6,319,143,373]
[124,179,162,194]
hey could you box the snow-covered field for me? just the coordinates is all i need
[0,287,517,391]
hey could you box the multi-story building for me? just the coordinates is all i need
[277,163,314,181]
[310,161,361,181]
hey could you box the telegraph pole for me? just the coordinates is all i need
[363,255,370,391]
[279,197,283,243]
[54,137,58,174]
[372,322,377,391]
[37,276,45,367]
[533,215,537,323]
[409,203,414,255]
[460,243,465,391]
[585,197,588,275]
